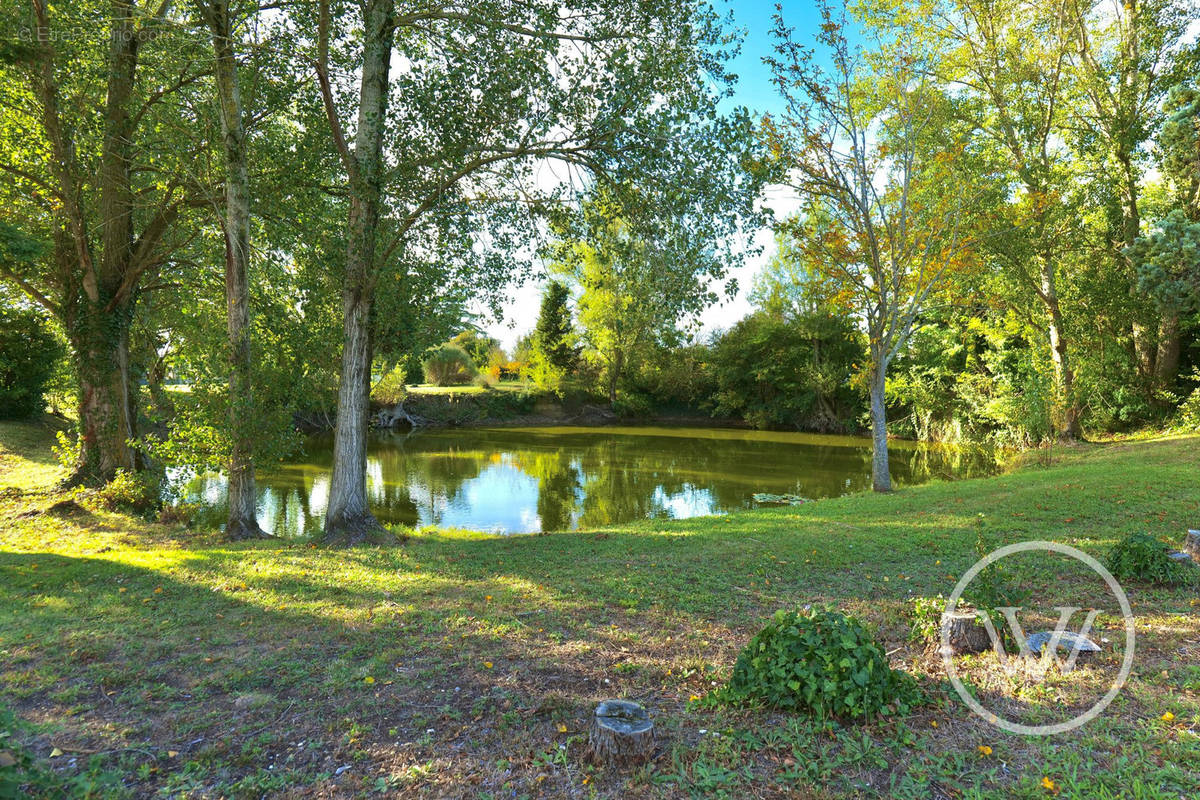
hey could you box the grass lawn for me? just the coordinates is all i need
[405,382,531,396]
[1,418,1198,798]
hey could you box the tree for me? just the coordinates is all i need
[552,180,756,405]
[194,0,267,539]
[0,0,208,482]
[1068,0,1193,389]
[311,0,763,541]
[449,330,502,369]
[710,311,864,432]
[911,0,1085,437]
[527,281,580,392]
[766,0,983,491]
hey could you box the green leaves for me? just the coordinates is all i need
[1106,531,1198,586]
[723,606,919,720]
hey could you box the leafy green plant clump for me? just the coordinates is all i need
[0,305,63,420]
[723,607,918,719]
[421,344,479,386]
[92,470,159,515]
[1105,531,1197,585]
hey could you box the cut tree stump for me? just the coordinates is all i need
[941,611,991,655]
[586,700,654,767]
[1184,530,1200,562]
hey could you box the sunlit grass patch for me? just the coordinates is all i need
[1,419,1199,797]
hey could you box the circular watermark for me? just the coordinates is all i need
[940,540,1135,736]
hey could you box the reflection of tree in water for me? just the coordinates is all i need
[178,426,999,535]
[369,431,487,526]
[518,450,582,531]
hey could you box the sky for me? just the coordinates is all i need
[482,1,819,351]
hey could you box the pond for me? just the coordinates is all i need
[181,425,997,536]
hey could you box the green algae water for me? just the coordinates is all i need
[181,425,996,536]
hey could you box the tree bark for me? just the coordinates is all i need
[204,0,267,540]
[1155,310,1181,389]
[1040,257,1081,440]
[323,0,395,545]
[941,611,991,656]
[55,1,143,484]
[586,700,654,767]
[607,349,622,406]
[869,366,891,493]
[69,319,139,483]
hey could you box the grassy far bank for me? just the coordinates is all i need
[1,419,1198,798]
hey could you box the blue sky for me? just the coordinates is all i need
[485,1,819,349]
[720,0,809,116]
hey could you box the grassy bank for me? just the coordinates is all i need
[1,418,1198,798]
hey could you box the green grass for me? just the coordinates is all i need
[405,381,531,395]
[2,420,1199,798]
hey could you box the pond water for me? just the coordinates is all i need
[181,425,997,536]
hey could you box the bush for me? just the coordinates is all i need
[1173,369,1200,431]
[908,594,948,645]
[1105,531,1197,585]
[0,305,63,419]
[92,469,159,514]
[710,311,863,432]
[723,607,918,719]
[371,364,408,406]
[421,344,478,386]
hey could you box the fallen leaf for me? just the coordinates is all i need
[49,747,63,758]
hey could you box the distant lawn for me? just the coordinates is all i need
[405,381,532,395]
[1,420,1198,798]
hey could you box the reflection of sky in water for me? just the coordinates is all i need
[419,459,540,533]
[177,427,996,537]
[652,483,721,520]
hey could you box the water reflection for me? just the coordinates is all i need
[180,426,997,536]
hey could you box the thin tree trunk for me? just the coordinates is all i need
[323,0,395,545]
[1040,258,1081,440]
[869,365,891,493]
[204,0,267,540]
[607,349,622,406]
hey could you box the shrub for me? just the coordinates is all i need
[1173,369,1200,431]
[421,344,478,386]
[0,305,63,419]
[710,311,863,432]
[1105,531,1196,585]
[371,364,408,406]
[92,469,159,514]
[723,607,918,719]
[908,594,947,645]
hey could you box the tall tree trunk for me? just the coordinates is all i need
[59,0,143,484]
[1117,153,1160,383]
[323,0,395,545]
[204,0,266,540]
[1155,310,1181,389]
[69,315,138,483]
[1040,258,1081,440]
[869,366,891,493]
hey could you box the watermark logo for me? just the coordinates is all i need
[940,540,1136,735]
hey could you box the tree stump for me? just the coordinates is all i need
[940,611,991,656]
[1184,530,1200,562]
[586,700,654,767]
